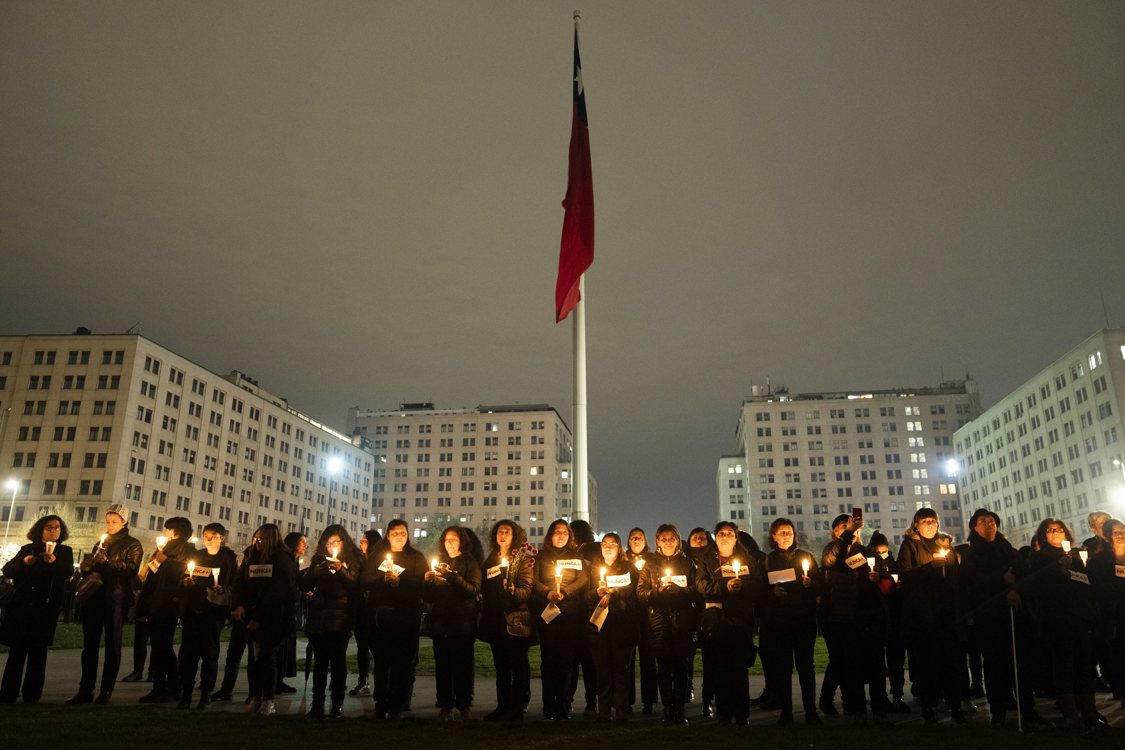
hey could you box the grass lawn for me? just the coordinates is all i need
[0,704,1092,750]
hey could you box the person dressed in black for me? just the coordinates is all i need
[211,540,252,704]
[1091,518,1125,709]
[0,515,74,703]
[177,521,236,710]
[276,531,306,695]
[898,508,964,724]
[349,529,382,698]
[300,524,361,719]
[67,504,143,705]
[685,527,715,717]
[637,523,699,726]
[586,532,639,722]
[231,523,298,716]
[957,508,1039,726]
[759,518,819,725]
[136,516,194,704]
[1023,518,1101,728]
[696,521,765,725]
[360,518,428,719]
[624,527,657,715]
[568,518,600,716]
[423,525,482,720]
[479,519,535,721]
[532,518,591,721]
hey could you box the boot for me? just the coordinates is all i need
[308,696,326,719]
[196,693,210,710]
[1077,692,1106,727]
[329,699,344,719]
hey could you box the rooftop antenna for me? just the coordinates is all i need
[125,322,142,334]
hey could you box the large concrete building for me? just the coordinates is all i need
[347,403,595,542]
[716,454,748,526]
[955,328,1125,546]
[732,380,982,548]
[0,331,373,555]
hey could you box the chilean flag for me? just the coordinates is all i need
[555,29,594,323]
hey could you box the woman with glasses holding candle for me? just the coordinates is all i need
[1025,518,1101,727]
[637,523,699,726]
[360,518,427,719]
[897,507,963,724]
[0,515,74,703]
[178,522,237,710]
[67,504,143,706]
[300,525,362,719]
[624,528,657,715]
[759,518,820,725]
[695,521,765,725]
[423,525,483,721]
[532,519,590,721]
[585,532,639,722]
[479,519,534,721]
[231,523,299,716]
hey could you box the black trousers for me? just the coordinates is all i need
[489,635,531,713]
[371,624,419,714]
[762,617,816,716]
[655,632,694,710]
[78,595,126,695]
[247,631,285,700]
[628,641,658,707]
[179,615,222,696]
[130,618,150,675]
[218,620,247,695]
[589,632,634,718]
[907,630,963,710]
[309,630,350,703]
[539,612,581,717]
[433,633,475,710]
[704,622,753,721]
[976,612,1035,715]
[569,633,597,710]
[0,640,49,702]
[148,619,179,694]
[353,622,373,684]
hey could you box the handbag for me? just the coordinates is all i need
[505,609,533,638]
[75,571,103,601]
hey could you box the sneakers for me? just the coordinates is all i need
[349,682,371,697]
[210,689,232,702]
[258,699,277,716]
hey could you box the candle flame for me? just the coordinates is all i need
[802,558,810,573]
[635,558,644,570]
[501,556,508,566]
[212,568,220,585]
[1061,540,1071,553]
[1079,550,1088,565]
[431,558,439,571]
[156,536,168,550]
[187,561,195,574]
[732,560,741,574]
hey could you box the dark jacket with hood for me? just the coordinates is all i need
[820,528,882,624]
[136,537,194,623]
[585,552,640,645]
[636,546,699,651]
[897,528,960,639]
[359,540,428,634]
[958,529,1022,624]
[300,551,361,634]
[422,551,482,638]
[479,543,534,644]
[760,545,819,625]
[532,543,591,618]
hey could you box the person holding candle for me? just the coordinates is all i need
[624,527,658,715]
[636,523,699,726]
[584,532,639,722]
[759,518,820,725]
[532,519,590,721]
[275,531,307,696]
[897,508,964,724]
[422,525,483,721]
[1024,518,1101,728]
[300,525,362,718]
[67,504,143,706]
[0,515,74,703]
[177,522,237,710]
[349,529,382,698]
[231,523,299,715]
[1090,518,1125,709]
[867,531,909,715]
[360,519,428,719]
[135,516,194,704]
[479,520,535,721]
[685,527,715,717]
[695,521,765,725]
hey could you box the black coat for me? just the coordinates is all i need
[0,542,74,648]
[958,531,1021,624]
[80,528,143,607]
[479,548,534,643]
[136,538,194,623]
[300,554,360,634]
[233,548,299,641]
[532,544,591,617]
[760,546,819,626]
[820,530,881,624]
[180,546,238,620]
[422,553,482,637]
[360,543,428,634]
[1023,545,1099,630]
[636,550,699,651]
[585,554,639,645]
[897,529,960,639]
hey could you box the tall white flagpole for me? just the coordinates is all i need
[573,275,588,521]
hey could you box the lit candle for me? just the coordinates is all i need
[385,554,393,565]
[866,557,876,570]
[46,540,56,555]
[891,573,899,583]
[187,561,196,576]
[501,556,508,569]
[935,548,949,577]
[600,567,607,588]
[634,558,645,571]
[327,544,339,562]
[1061,540,1071,553]
[555,565,562,594]
[663,568,671,586]
[431,558,439,571]
[801,558,810,576]
[95,533,108,553]
[732,560,741,576]
[212,568,220,587]
[1079,550,1088,566]
[156,536,168,551]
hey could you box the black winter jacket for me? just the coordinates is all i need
[479,548,534,643]
[0,542,74,648]
[80,528,143,607]
[301,553,361,634]
[636,551,698,651]
[532,544,591,617]
[422,553,482,637]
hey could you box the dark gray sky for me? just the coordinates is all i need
[3,2,1125,536]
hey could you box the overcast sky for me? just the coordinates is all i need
[3,2,1124,536]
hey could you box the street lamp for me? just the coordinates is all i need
[3,478,18,547]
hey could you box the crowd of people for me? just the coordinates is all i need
[1,503,1123,730]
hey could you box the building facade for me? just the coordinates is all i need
[955,328,1125,546]
[347,403,594,542]
[0,332,372,555]
[716,454,748,527]
[734,380,981,548]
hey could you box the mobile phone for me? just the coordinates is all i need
[852,507,862,521]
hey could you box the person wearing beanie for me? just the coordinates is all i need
[67,505,143,705]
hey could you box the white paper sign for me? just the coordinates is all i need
[720,563,745,578]
[554,559,584,571]
[190,565,213,579]
[486,565,502,579]
[845,553,868,569]
[1069,570,1090,585]
[377,559,405,575]
[541,602,561,624]
[589,602,609,631]
[1116,564,1125,579]
[667,575,688,588]
[248,564,273,579]
[768,567,797,585]
[147,559,161,574]
[606,573,631,589]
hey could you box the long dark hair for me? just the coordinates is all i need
[488,519,527,558]
[313,524,362,567]
[248,523,289,564]
[27,514,69,543]
[543,519,578,551]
